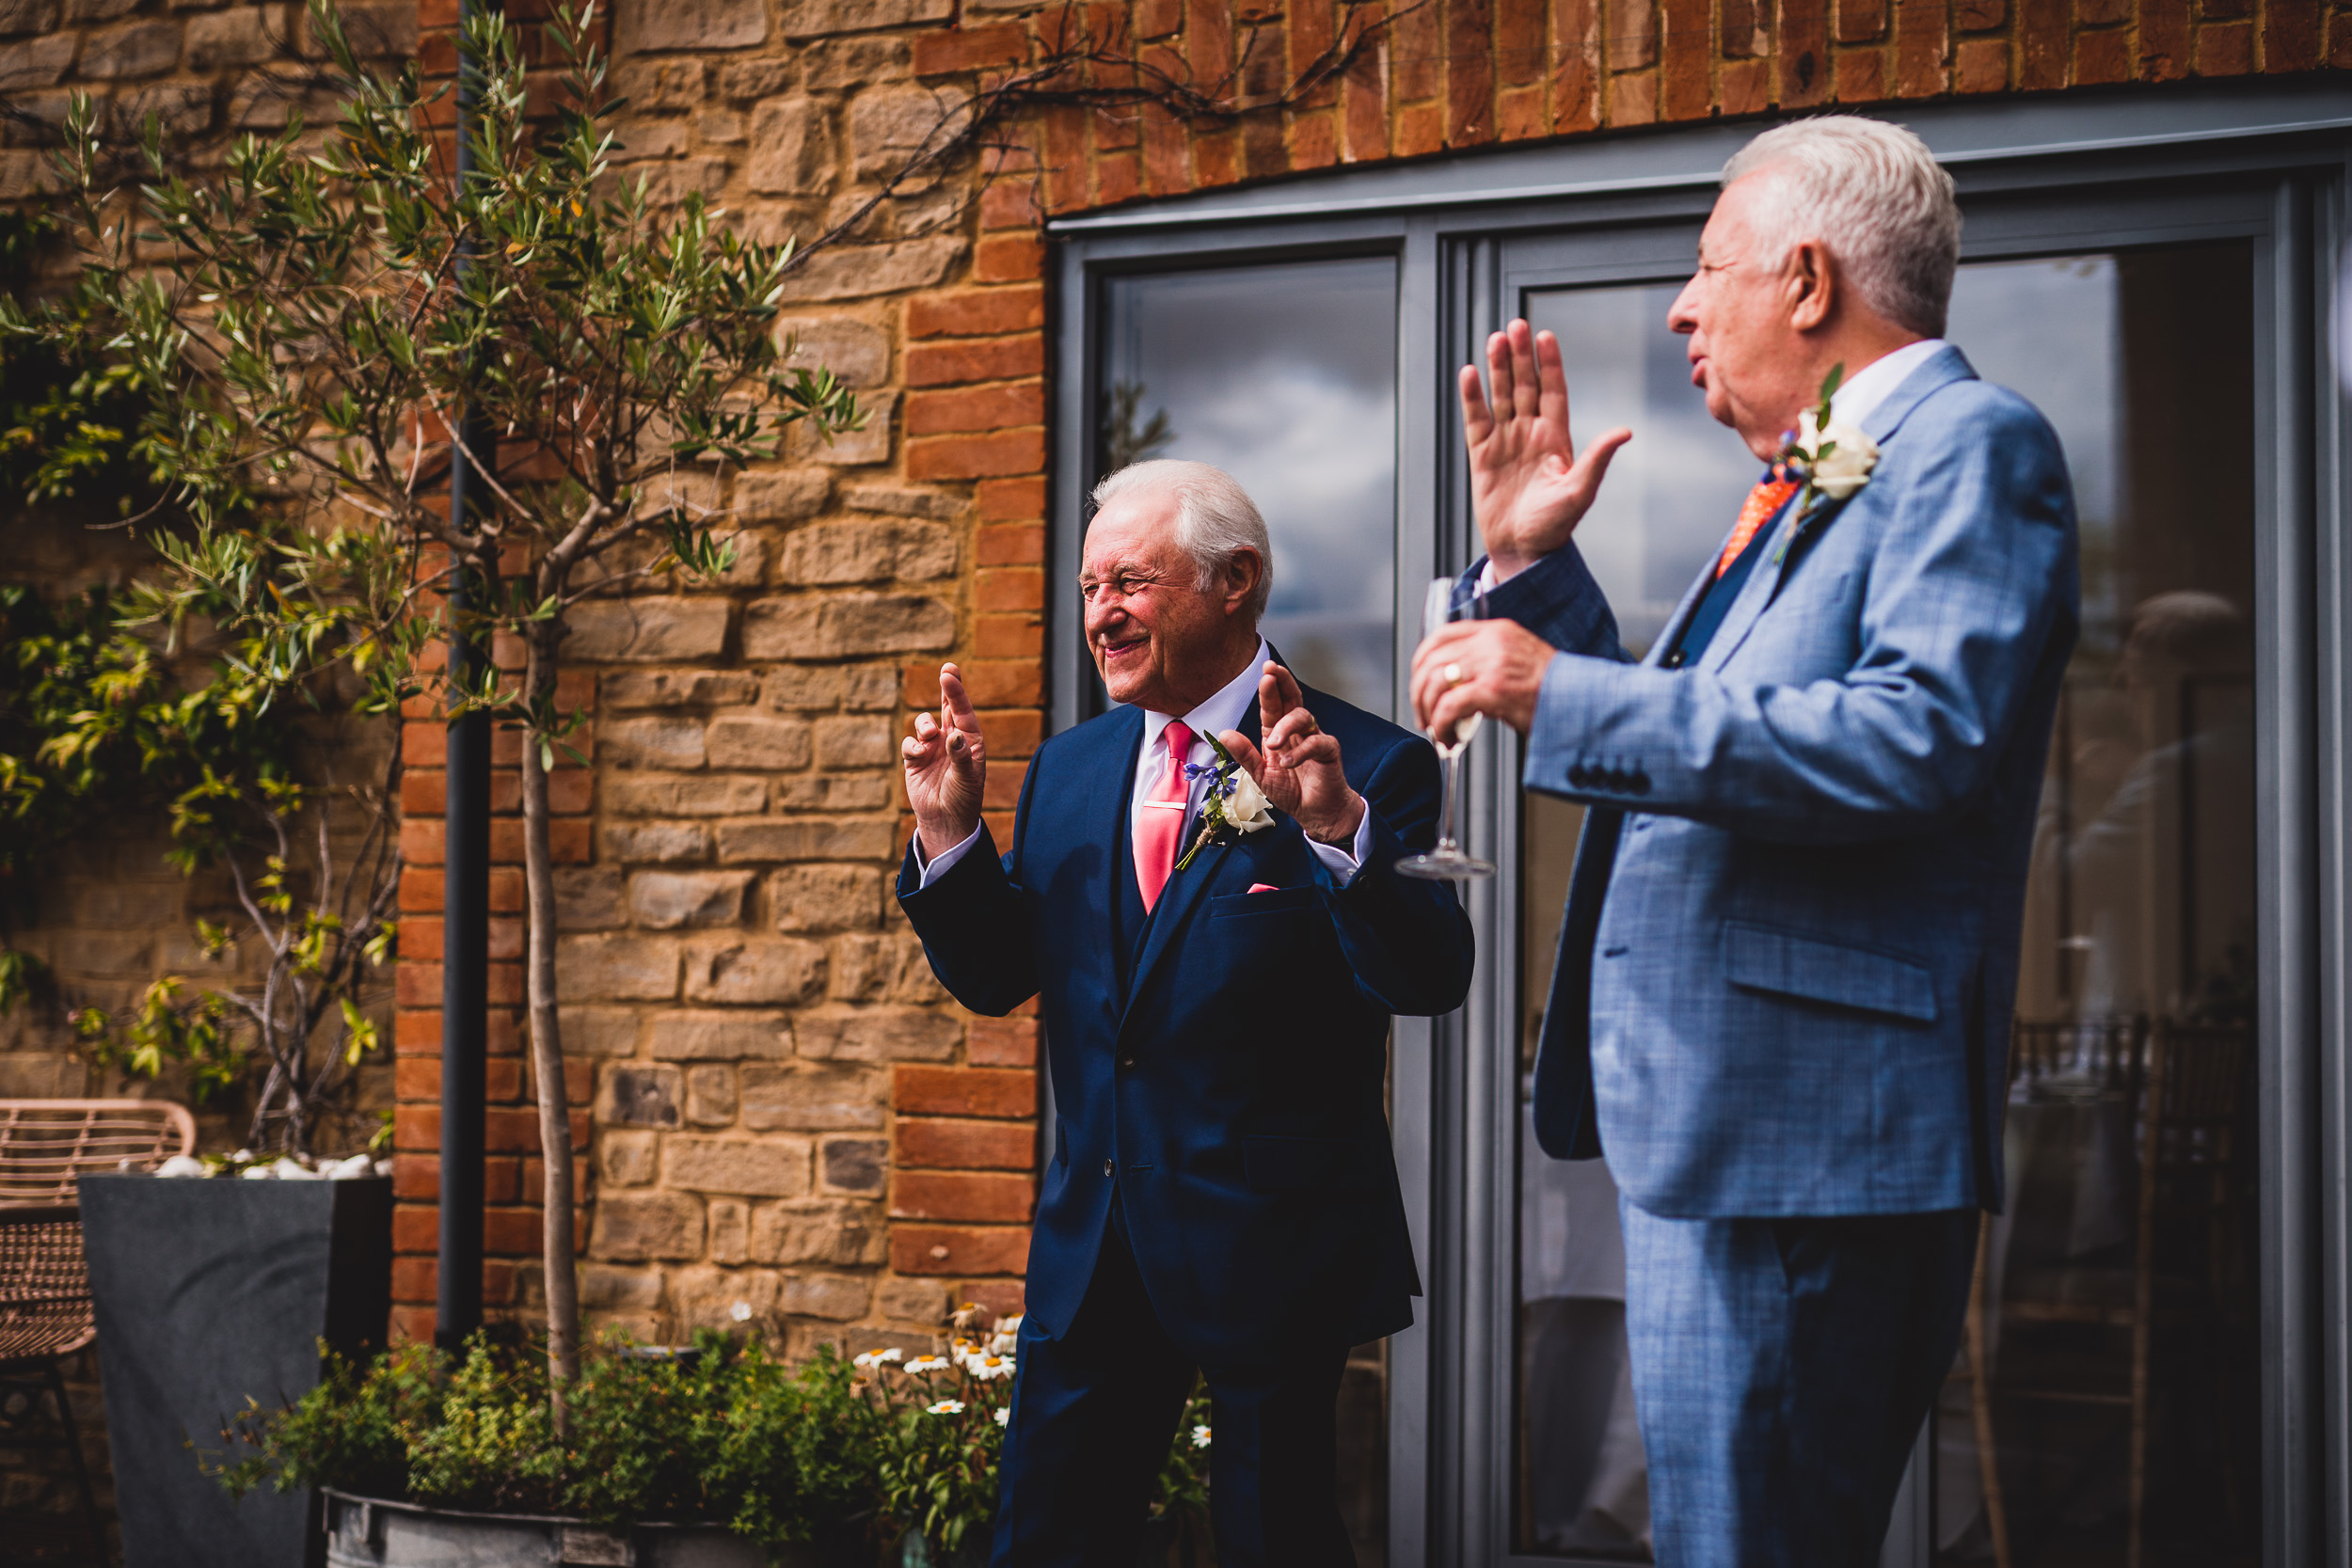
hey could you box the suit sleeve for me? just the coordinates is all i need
[894,754,1042,1017]
[1311,733,1476,1017]
[1521,402,2077,844]
[1474,545,1634,664]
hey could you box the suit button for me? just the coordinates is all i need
[1118,1054,1136,1070]
[1630,770,1652,795]
[1568,765,1590,787]
[1103,1159,1114,1178]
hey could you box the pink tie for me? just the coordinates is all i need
[1135,720,1195,912]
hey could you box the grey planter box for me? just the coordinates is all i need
[324,1494,828,1568]
[79,1174,392,1568]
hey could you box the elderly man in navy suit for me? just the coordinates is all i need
[898,458,1473,1567]
[1416,118,2079,1564]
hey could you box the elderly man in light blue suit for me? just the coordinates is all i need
[1415,118,2079,1565]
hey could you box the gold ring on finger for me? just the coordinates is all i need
[1443,662,1465,687]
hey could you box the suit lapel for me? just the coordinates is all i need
[1099,705,1147,866]
[1119,690,1263,1027]
[1700,344,1979,674]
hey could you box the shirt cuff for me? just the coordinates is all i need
[913,820,984,888]
[1304,798,1375,888]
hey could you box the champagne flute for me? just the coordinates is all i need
[1397,577,1497,880]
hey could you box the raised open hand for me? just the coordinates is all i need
[1460,318,1631,581]
[901,662,986,858]
[1217,662,1364,847]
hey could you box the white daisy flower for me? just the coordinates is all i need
[852,1348,905,1370]
[968,1354,1013,1382]
[926,1400,965,1417]
[994,1407,1010,1428]
[1191,1425,1212,1449]
[729,1301,753,1323]
[904,1354,950,1374]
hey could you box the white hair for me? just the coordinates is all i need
[1721,116,1961,338]
[1089,458,1273,622]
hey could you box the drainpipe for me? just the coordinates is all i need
[437,0,492,1354]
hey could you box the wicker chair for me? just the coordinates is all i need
[0,1100,197,1567]
[0,1101,199,1204]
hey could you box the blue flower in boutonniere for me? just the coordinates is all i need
[1771,362,1880,564]
[1171,733,1275,873]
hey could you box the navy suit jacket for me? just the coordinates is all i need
[897,674,1474,1363]
[1489,345,2078,1218]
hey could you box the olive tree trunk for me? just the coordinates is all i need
[520,621,582,1403]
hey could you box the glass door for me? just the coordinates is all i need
[1055,111,2345,1568]
[1500,241,2262,1566]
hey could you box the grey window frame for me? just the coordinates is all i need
[1046,77,2352,1568]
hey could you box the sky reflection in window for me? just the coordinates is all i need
[1100,257,1399,716]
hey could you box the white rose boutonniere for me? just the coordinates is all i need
[1794,406,1879,499]
[1771,363,1880,563]
[1172,734,1275,873]
[1224,766,1274,833]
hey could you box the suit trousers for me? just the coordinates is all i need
[991,1198,1355,1568]
[1617,1198,1979,1568]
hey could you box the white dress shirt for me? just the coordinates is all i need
[914,637,1374,888]
[1480,337,1949,593]
[1822,337,1946,431]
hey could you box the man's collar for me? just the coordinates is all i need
[1827,338,1947,432]
[1141,637,1268,750]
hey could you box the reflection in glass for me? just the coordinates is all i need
[1098,259,1399,714]
[1514,245,2261,1566]
[1935,247,2259,1568]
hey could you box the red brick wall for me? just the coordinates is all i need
[928,0,2328,188]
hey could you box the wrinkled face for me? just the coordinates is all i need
[1080,490,1243,713]
[1667,170,1813,459]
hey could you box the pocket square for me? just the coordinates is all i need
[1247,883,1279,895]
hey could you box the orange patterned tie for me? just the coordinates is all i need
[1715,464,1803,578]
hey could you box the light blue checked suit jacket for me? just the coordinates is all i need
[1490,344,2078,1218]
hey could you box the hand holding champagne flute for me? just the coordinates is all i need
[1396,578,1497,881]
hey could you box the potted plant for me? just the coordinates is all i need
[223,1331,882,1568]
[222,1305,1215,1567]
[11,0,860,1556]
[862,1302,1209,1568]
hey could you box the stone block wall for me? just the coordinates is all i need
[0,0,414,191]
[0,0,414,1099]
[389,494,1047,1341]
[382,0,1067,1353]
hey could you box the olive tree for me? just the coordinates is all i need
[17,0,857,1402]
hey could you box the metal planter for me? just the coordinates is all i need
[78,1174,392,1568]
[323,1493,834,1568]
